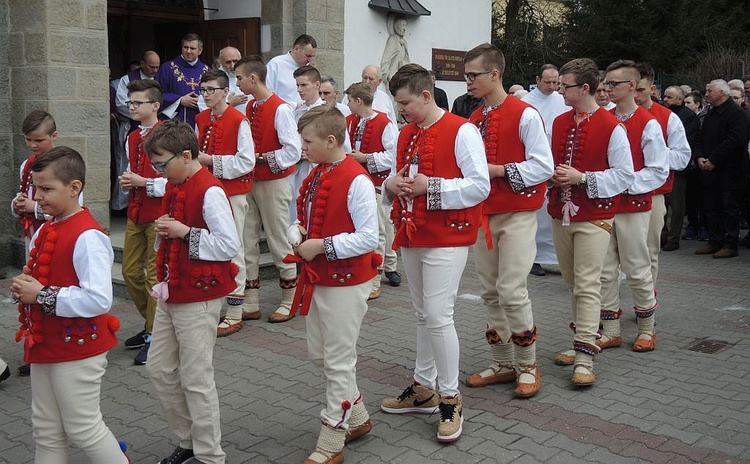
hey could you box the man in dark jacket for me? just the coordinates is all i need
[695,79,749,258]
[451,90,483,118]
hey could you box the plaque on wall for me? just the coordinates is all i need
[432,48,466,81]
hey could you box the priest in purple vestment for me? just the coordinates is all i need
[155,33,208,127]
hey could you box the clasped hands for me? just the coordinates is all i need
[385,165,428,207]
[10,266,43,305]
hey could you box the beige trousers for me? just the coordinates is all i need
[647,194,666,286]
[372,192,398,289]
[228,194,248,299]
[122,218,157,333]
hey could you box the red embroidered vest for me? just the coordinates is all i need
[297,156,379,286]
[346,111,391,187]
[196,106,254,195]
[17,209,119,364]
[18,156,44,239]
[612,106,654,213]
[156,168,238,303]
[548,109,621,222]
[469,96,546,214]
[391,112,482,248]
[127,122,162,224]
[648,103,674,195]
[246,93,296,181]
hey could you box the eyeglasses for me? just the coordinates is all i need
[126,100,156,109]
[559,83,584,91]
[150,152,182,172]
[603,80,631,89]
[199,87,225,95]
[464,71,492,82]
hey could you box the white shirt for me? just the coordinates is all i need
[267,52,302,106]
[295,98,353,154]
[504,107,555,188]
[585,119,635,198]
[194,115,256,181]
[521,88,569,142]
[348,113,398,173]
[335,102,351,117]
[329,174,379,258]
[115,70,153,120]
[625,118,670,194]
[256,98,301,171]
[663,111,691,171]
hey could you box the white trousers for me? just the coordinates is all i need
[306,282,370,429]
[147,298,226,464]
[402,246,468,397]
[31,353,127,464]
[647,194,666,286]
[228,194,248,299]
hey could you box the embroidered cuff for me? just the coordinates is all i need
[323,237,337,261]
[34,202,46,220]
[505,163,525,193]
[145,179,156,197]
[585,171,598,198]
[365,154,378,174]
[187,228,201,260]
[213,155,224,178]
[42,286,60,315]
[267,151,282,174]
[426,177,442,211]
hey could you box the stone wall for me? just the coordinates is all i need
[2,0,110,266]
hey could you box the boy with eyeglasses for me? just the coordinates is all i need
[194,69,256,336]
[118,79,167,364]
[145,120,240,464]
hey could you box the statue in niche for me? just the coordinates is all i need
[381,14,410,91]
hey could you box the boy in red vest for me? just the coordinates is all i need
[462,43,554,398]
[195,69,255,336]
[598,60,668,353]
[11,147,126,462]
[234,55,302,324]
[344,82,398,300]
[634,63,690,284]
[289,106,379,464]
[144,120,240,464]
[118,79,167,365]
[548,58,634,386]
[379,64,490,443]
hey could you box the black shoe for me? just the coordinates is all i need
[682,227,699,240]
[134,341,150,365]
[0,366,10,383]
[662,242,679,251]
[17,364,30,377]
[529,263,546,276]
[384,271,402,287]
[740,235,750,248]
[699,228,710,241]
[124,330,146,349]
[158,446,194,464]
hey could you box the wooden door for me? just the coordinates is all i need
[201,18,261,63]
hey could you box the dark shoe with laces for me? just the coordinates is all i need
[529,263,546,276]
[0,365,10,383]
[437,395,463,442]
[158,446,194,464]
[134,341,150,365]
[384,271,402,287]
[17,364,30,377]
[124,330,146,349]
[682,227,699,240]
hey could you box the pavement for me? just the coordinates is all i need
[0,237,749,464]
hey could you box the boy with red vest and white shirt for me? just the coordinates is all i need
[145,120,240,464]
[288,106,379,464]
[461,43,554,398]
[234,56,302,324]
[380,64,490,443]
[598,60,668,353]
[195,69,255,336]
[634,63,690,285]
[344,82,398,300]
[548,58,634,386]
[11,147,126,463]
[118,79,167,365]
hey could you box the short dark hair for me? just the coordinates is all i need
[235,55,266,82]
[144,120,199,160]
[293,34,317,49]
[389,63,433,97]
[297,105,346,147]
[345,82,374,106]
[636,62,655,84]
[605,59,640,81]
[22,110,56,135]
[559,58,600,96]
[687,90,703,106]
[201,69,229,89]
[127,79,163,105]
[743,75,750,84]
[293,65,321,83]
[181,33,203,48]
[539,64,558,76]
[321,75,338,90]
[464,43,506,77]
[31,146,86,189]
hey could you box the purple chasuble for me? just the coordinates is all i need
[155,55,208,127]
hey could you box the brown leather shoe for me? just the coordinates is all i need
[713,248,738,259]
[368,288,381,300]
[465,366,516,388]
[268,311,294,323]
[216,319,243,337]
[571,364,595,386]
[242,310,261,321]
[695,245,721,255]
[344,419,372,444]
[596,336,622,350]
[513,365,541,398]
[553,350,575,366]
[632,332,656,352]
[303,450,344,464]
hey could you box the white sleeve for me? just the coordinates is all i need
[666,112,691,171]
[151,178,168,198]
[211,119,256,179]
[196,186,240,261]
[266,103,302,171]
[115,75,132,119]
[329,174,379,259]
[54,229,114,318]
[427,122,490,210]
[588,124,635,198]
[505,108,555,190]
[343,132,353,154]
[266,59,280,94]
[627,119,669,194]
[366,121,398,173]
